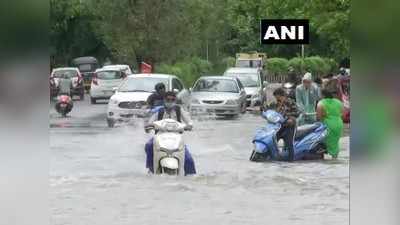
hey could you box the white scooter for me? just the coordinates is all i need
[147,119,191,175]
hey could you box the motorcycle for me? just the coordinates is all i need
[146,119,191,175]
[249,110,328,162]
[55,95,73,117]
[282,82,296,101]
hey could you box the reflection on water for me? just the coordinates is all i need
[50,103,349,225]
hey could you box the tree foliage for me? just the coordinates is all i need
[50,0,350,70]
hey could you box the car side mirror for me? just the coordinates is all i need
[189,87,193,92]
[173,88,179,93]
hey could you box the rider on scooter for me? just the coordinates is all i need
[144,91,196,175]
[147,82,166,109]
[266,88,300,161]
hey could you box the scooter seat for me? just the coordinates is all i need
[295,124,319,140]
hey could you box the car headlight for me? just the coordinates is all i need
[109,99,119,105]
[225,99,238,105]
[191,98,200,104]
[251,93,260,99]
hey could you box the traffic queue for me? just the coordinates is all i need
[50,55,350,174]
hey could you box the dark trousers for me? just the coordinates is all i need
[145,138,196,175]
[277,122,296,161]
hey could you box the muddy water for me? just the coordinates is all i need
[50,96,349,225]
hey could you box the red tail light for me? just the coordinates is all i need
[92,73,98,85]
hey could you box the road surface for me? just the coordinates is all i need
[50,94,349,225]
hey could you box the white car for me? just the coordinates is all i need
[224,67,265,107]
[89,68,127,104]
[106,74,190,127]
[102,64,134,75]
[50,67,85,100]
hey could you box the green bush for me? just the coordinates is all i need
[267,58,289,75]
[323,57,339,74]
[304,56,330,76]
[288,57,305,75]
[155,57,212,87]
[287,56,337,77]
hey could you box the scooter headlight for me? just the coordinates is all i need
[266,114,281,123]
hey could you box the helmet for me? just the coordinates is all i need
[155,82,166,92]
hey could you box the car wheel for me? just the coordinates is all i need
[90,97,96,104]
[107,118,115,128]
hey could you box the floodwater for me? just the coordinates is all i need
[50,95,349,225]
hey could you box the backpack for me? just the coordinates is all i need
[157,105,182,122]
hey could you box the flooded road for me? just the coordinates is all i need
[50,96,349,225]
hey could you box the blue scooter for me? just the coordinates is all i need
[250,110,328,162]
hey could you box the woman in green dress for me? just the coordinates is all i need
[316,80,344,158]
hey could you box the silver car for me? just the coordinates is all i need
[190,76,247,117]
[89,68,127,104]
[224,67,265,107]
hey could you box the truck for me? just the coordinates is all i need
[235,52,267,69]
[235,52,268,110]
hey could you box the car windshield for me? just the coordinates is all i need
[97,71,122,80]
[52,70,78,78]
[118,77,169,92]
[227,73,259,87]
[193,79,239,93]
[78,64,92,71]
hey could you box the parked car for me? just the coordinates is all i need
[72,56,100,92]
[106,74,190,127]
[89,68,127,104]
[50,67,84,100]
[223,67,265,107]
[102,64,134,75]
[190,76,247,117]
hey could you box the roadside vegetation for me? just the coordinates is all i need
[51,0,350,83]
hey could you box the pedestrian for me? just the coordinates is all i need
[295,72,321,125]
[266,88,300,161]
[316,79,344,159]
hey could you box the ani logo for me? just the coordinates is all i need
[260,19,309,44]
